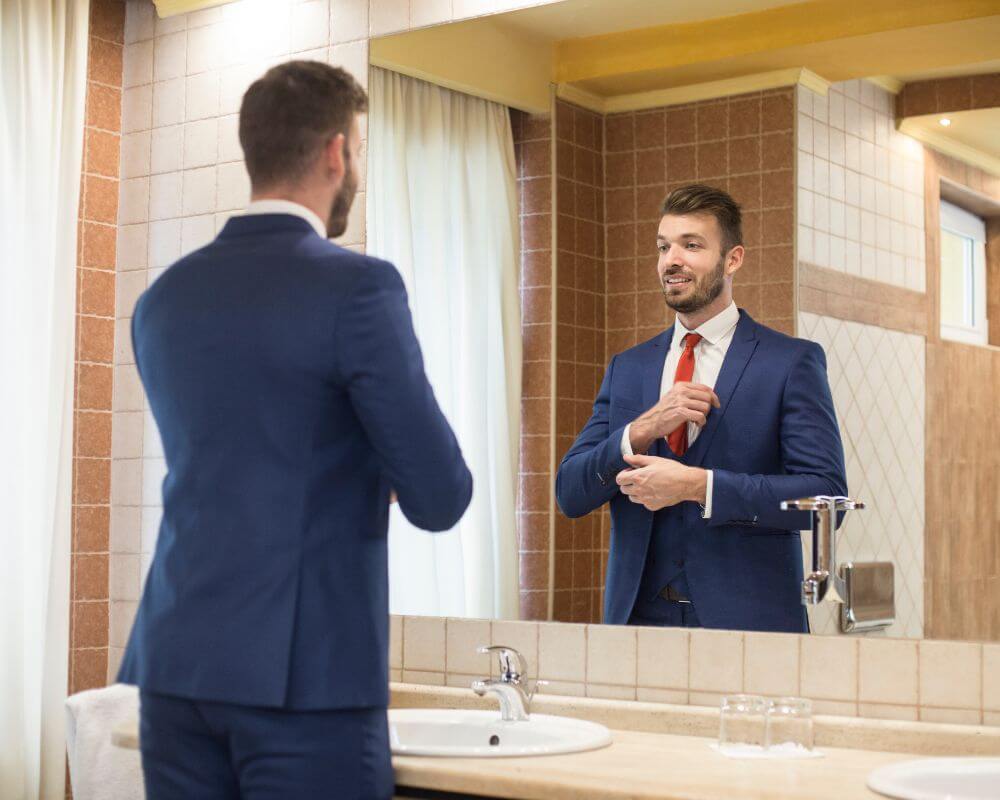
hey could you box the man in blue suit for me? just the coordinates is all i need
[556,184,845,633]
[119,62,472,799]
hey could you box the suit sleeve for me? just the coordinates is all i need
[337,262,473,532]
[555,356,632,518]
[709,341,847,531]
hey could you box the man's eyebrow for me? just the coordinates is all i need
[656,232,707,241]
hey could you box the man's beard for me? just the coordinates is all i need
[661,255,726,314]
[325,153,358,238]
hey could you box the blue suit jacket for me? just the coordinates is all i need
[119,214,472,710]
[555,311,846,631]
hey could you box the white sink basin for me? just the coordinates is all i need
[388,708,613,757]
[867,758,1000,800]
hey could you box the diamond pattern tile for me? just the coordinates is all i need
[799,312,925,638]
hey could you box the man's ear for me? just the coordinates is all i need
[324,132,346,178]
[725,244,744,277]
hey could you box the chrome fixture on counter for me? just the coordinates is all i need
[472,645,547,722]
[781,495,864,605]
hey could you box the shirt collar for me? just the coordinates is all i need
[671,301,740,348]
[244,199,327,239]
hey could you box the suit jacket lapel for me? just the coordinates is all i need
[642,327,672,414]
[684,310,759,467]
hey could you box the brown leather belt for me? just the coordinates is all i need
[660,585,691,604]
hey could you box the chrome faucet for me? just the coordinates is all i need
[780,495,864,605]
[471,645,546,722]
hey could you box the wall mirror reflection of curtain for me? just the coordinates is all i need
[366,0,1000,643]
[366,68,522,620]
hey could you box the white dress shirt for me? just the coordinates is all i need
[621,301,741,518]
[244,199,327,239]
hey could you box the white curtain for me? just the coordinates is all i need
[0,1,90,797]
[367,67,521,620]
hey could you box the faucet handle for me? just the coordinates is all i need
[780,495,865,512]
[477,645,527,683]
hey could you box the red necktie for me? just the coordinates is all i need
[667,333,702,456]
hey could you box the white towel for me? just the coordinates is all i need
[65,683,145,800]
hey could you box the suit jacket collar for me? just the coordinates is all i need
[217,214,318,239]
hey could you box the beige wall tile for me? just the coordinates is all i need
[389,614,403,669]
[919,641,982,710]
[688,690,725,709]
[636,687,688,705]
[811,699,858,717]
[369,0,409,36]
[859,639,918,705]
[446,618,491,676]
[689,630,743,693]
[402,669,445,686]
[445,672,481,690]
[919,707,982,725]
[538,622,585,682]
[587,624,636,686]
[586,683,636,701]
[390,668,402,682]
[636,627,688,690]
[744,632,799,697]
[403,616,445,671]
[800,635,857,701]
[984,711,1000,727]
[982,644,1000,711]
[490,620,538,678]
[542,680,585,697]
[859,702,918,722]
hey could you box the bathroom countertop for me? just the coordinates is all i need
[392,726,908,799]
[112,683,1000,800]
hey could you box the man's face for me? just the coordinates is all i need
[326,115,363,238]
[656,212,728,315]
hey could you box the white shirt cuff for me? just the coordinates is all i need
[621,423,635,458]
[701,470,714,519]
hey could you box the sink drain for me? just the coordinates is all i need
[489,735,500,746]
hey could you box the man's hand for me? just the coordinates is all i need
[628,382,720,454]
[616,454,707,511]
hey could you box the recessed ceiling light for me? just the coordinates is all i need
[939,118,952,127]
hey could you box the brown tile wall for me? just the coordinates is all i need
[552,100,605,623]
[897,72,1000,118]
[512,109,554,621]
[71,0,125,695]
[923,149,1000,642]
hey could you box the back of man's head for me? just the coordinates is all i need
[239,61,368,191]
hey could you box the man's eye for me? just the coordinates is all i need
[657,245,668,253]
[687,243,700,249]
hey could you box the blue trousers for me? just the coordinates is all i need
[139,691,394,800]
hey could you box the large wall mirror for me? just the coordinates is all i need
[364,0,1000,644]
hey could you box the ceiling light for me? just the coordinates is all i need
[939,118,952,127]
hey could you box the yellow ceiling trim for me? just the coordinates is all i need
[153,0,231,17]
[866,75,905,95]
[558,67,829,114]
[370,23,552,114]
[899,118,1000,177]
[554,0,1000,85]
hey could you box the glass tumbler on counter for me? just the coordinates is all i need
[718,694,767,753]
[765,697,814,753]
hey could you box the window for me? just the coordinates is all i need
[940,200,988,345]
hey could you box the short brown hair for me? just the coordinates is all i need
[239,60,368,189]
[660,183,743,253]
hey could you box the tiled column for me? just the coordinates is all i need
[71,0,126,694]
[512,109,554,621]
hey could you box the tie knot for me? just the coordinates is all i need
[683,333,702,350]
